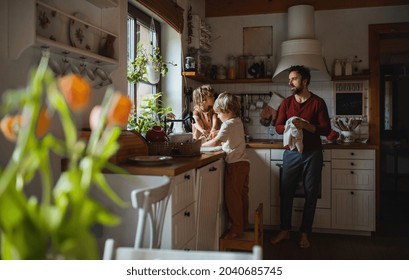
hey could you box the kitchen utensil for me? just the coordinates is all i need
[128,155,173,166]
[249,96,256,110]
[145,126,168,142]
[256,95,264,109]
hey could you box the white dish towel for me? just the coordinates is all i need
[283,116,308,153]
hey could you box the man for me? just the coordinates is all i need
[271,65,331,248]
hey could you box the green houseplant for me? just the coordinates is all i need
[0,53,132,259]
[127,42,176,84]
[127,92,174,134]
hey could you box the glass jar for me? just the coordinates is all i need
[227,56,236,80]
[185,56,195,71]
[238,56,247,79]
[246,55,255,78]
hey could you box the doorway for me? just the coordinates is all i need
[369,22,409,236]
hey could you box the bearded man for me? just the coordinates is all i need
[270,65,331,249]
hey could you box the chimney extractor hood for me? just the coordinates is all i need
[273,5,330,82]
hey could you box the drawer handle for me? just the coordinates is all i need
[350,152,355,156]
[184,174,190,180]
[184,211,190,217]
[350,171,355,174]
[350,162,355,166]
[209,166,217,172]
[350,191,355,195]
[294,209,303,213]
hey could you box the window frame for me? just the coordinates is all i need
[127,3,162,114]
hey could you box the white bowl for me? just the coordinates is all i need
[168,133,193,143]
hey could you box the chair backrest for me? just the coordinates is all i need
[131,179,171,249]
[103,238,262,260]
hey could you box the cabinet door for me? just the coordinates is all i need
[161,170,195,249]
[196,160,223,250]
[332,189,375,231]
[248,149,271,225]
[171,170,196,214]
[172,203,196,249]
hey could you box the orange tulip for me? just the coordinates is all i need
[108,93,132,127]
[58,74,91,111]
[36,108,51,137]
[0,115,22,142]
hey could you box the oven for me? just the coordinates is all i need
[270,150,331,210]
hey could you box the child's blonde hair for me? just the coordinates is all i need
[192,85,215,108]
[213,92,241,117]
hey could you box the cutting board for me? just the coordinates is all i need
[79,130,149,163]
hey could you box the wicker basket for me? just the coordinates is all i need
[148,140,201,157]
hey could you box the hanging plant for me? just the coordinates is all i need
[127,42,176,84]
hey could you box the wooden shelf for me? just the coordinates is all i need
[332,74,370,81]
[182,73,273,84]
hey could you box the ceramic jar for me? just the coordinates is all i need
[146,126,168,142]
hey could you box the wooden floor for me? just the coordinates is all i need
[262,190,409,260]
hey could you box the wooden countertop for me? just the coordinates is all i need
[120,151,225,176]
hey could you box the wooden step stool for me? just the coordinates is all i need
[219,203,263,252]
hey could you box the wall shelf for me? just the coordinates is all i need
[183,73,273,84]
[332,74,370,81]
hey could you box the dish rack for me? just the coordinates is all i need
[148,140,202,157]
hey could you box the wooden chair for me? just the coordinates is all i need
[131,179,171,249]
[103,239,262,260]
[219,203,263,252]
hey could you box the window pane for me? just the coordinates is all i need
[127,7,158,117]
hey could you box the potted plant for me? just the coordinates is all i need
[127,92,174,134]
[127,42,176,84]
[0,53,132,259]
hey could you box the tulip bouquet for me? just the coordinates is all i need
[0,53,132,259]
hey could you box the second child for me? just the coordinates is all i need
[202,92,250,239]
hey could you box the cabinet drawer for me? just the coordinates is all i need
[332,149,374,159]
[171,170,195,215]
[172,203,196,249]
[332,169,374,190]
[332,159,374,170]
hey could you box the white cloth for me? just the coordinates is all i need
[283,116,308,153]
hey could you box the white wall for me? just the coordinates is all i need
[204,5,409,140]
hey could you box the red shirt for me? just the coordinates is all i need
[275,92,331,152]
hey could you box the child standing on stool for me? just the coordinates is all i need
[192,85,220,141]
[202,92,250,239]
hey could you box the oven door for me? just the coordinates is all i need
[277,162,331,209]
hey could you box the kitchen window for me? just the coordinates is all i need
[127,4,162,114]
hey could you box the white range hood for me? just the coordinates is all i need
[273,5,330,82]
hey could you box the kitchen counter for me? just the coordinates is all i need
[246,139,379,149]
[120,151,225,176]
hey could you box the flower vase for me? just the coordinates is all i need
[341,130,355,143]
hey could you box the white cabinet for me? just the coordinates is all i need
[196,159,224,250]
[162,169,196,250]
[247,149,271,225]
[331,149,375,231]
[9,0,119,71]
[162,159,225,251]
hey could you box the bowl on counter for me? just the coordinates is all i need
[168,132,193,143]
